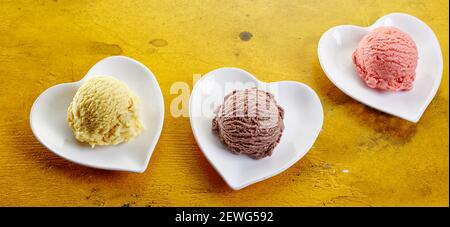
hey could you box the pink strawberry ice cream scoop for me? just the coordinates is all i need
[352,26,418,91]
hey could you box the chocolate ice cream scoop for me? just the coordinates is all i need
[212,88,285,159]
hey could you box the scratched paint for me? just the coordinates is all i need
[0,0,448,206]
[239,31,253,41]
[149,39,168,47]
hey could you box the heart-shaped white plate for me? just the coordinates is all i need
[189,68,323,190]
[30,56,164,172]
[318,13,443,122]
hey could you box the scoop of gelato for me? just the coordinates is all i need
[212,88,284,159]
[68,76,143,147]
[352,26,418,91]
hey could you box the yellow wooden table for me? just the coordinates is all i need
[0,0,448,207]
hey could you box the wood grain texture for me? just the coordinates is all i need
[0,0,448,206]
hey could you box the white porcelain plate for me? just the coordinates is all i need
[318,13,443,122]
[30,56,164,172]
[189,68,324,190]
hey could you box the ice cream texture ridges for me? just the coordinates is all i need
[212,88,285,159]
[67,76,143,147]
[352,26,418,91]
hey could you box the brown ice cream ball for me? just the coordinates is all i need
[212,88,285,159]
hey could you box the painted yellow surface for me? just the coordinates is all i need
[0,0,448,207]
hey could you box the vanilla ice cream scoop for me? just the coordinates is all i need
[68,76,143,147]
